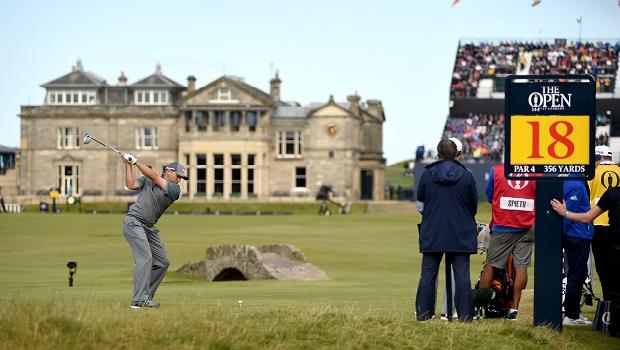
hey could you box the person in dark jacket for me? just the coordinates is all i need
[415,139,478,321]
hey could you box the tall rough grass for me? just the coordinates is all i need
[0,297,602,350]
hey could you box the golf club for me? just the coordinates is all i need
[82,134,120,154]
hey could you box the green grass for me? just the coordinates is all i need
[385,159,415,188]
[0,206,618,349]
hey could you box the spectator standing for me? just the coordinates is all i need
[588,145,620,301]
[561,179,594,326]
[415,139,478,321]
[551,187,620,338]
[440,137,464,319]
[416,145,425,162]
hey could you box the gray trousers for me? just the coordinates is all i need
[123,216,170,302]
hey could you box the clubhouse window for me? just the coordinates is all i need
[47,90,96,105]
[57,127,80,149]
[247,154,255,195]
[246,111,257,132]
[134,90,169,105]
[58,164,79,196]
[136,127,159,150]
[295,166,306,188]
[231,154,241,196]
[214,153,224,196]
[195,153,207,196]
[209,87,239,103]
[277,131,303,158]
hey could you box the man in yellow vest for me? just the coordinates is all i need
[589,145,620,300]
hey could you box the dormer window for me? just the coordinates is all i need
[47,90,96,105]
[135,90,169,105]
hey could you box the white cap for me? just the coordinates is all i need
[595,145,613,157]
[448,137,463,152]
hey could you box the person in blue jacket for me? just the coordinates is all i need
[415,139,478,321]
[562,179,594,326]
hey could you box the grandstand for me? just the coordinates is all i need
[416,38,620,195]
[446,38,620,163]
[450,39,619,100]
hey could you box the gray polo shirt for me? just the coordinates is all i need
[127,176,180,226]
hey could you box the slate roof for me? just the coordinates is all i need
[274,101,357,119]
[131,64,183,88]
[273,106,312,118]
[42,61,107,88]
[0,144,17,153]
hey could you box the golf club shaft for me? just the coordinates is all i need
[88,136,120,153]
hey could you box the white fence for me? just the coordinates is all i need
[2,203,22,213]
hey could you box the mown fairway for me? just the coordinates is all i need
[1,205,618,349]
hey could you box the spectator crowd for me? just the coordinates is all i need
[451,42,519,98]
[442,113,505,163]
[451,40,620,98]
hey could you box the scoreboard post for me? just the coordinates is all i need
[505,75,595,330]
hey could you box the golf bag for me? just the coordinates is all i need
[473,254,515,318]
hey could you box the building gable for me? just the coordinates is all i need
[308,97,357,119]
[183,76,272,107]
[312,105,350,117]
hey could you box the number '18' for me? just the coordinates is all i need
[527,121,575,159]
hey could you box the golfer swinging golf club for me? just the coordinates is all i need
[120,151,188,309]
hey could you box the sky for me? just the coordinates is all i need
[0,0,619,164]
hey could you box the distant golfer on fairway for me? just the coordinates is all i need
[120,152,188,308]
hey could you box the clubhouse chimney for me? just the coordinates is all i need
[187,75,196,95]
[270,70,281,102]
[347,92,361,116]
[366,99,384,120]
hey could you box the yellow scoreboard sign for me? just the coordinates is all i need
[510,115,590,166]
[505,75,595,179]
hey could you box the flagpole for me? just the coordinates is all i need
[577,16,582,43]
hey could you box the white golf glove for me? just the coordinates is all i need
[123,153,138,165]
[477,224,491,255]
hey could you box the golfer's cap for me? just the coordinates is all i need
[595,145,613,157]
[448,137,463,152]
[164,162,189,180]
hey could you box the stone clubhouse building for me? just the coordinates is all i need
[16,60,385,202]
